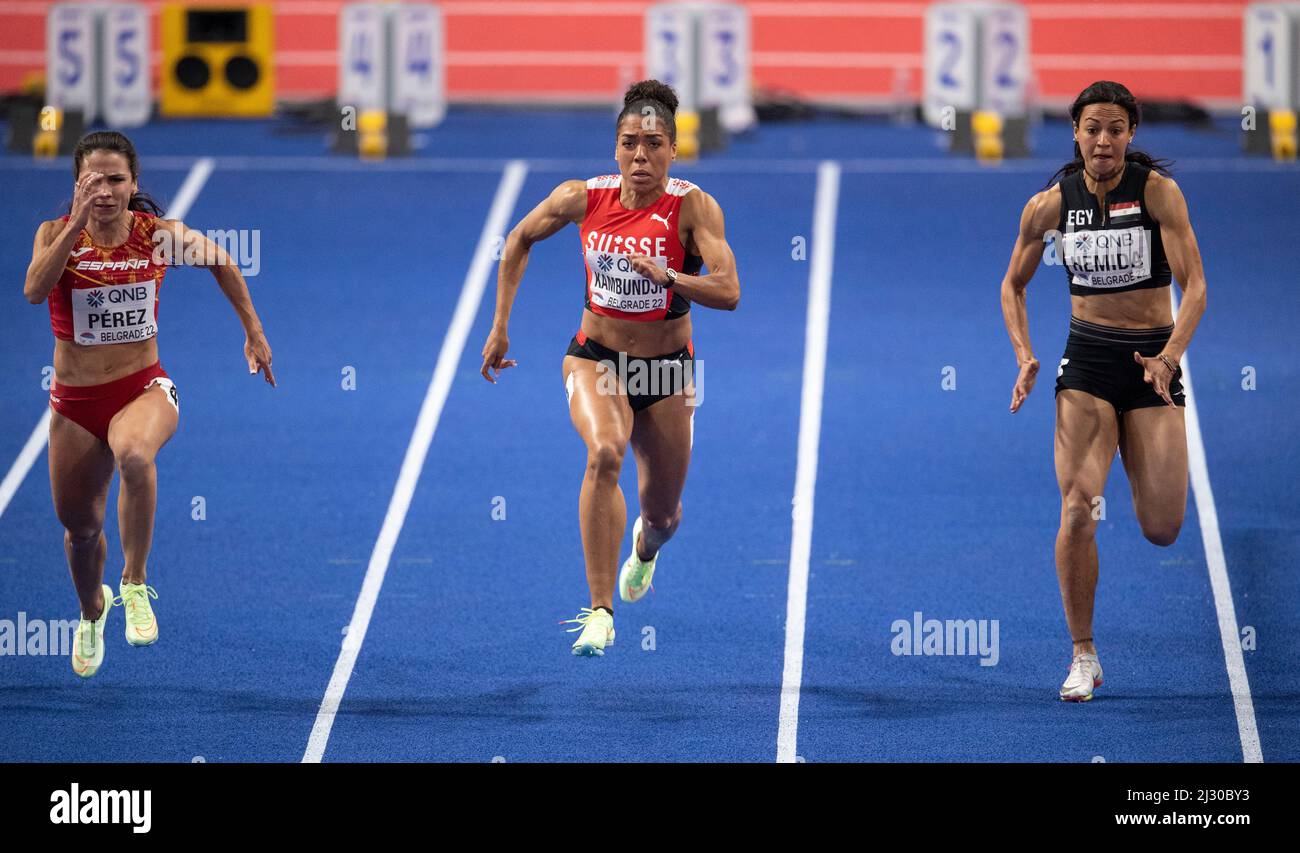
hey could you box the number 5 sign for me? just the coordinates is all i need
[46,3,99,121]
[103,4,150,127]
[45,2,150,127]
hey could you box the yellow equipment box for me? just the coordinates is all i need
[160,4,274,117]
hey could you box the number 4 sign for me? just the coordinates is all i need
[338,3,446,129]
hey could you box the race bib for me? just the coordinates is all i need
[586,250,670,314]
[1063,226,1152,290]
[71,280,157,346]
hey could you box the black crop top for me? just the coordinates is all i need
[1056,161,1171,296]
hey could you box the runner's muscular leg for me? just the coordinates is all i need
[1054,390,1119,656]
[1119,406,1188,547]
[564,356,634,610]
[49,411,115,619]
[629,392,694,561]
[107,385,178,585]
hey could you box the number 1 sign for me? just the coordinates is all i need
[1245,4,1299,111]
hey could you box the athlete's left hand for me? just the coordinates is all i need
[246,330,276,387]
[1133,351,1175,407]
[628,254,669,286]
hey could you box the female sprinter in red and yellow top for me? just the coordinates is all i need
[24,131,275,677]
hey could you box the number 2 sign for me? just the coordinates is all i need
[924,4,978,126]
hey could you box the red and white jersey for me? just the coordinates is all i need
[580,174,700,322]
[48,210,167,346]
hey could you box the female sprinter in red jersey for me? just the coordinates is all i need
[1000,81,1207,701]
[24,131,275,677]
[480,80,740,656]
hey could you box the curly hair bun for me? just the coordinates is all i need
[623,80,679,114]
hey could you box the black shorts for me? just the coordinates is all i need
[1054,316,1185,414]
[565,330,697,412]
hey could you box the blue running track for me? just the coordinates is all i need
[0,111,1295,762]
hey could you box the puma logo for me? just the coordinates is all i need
[650,213,671,230]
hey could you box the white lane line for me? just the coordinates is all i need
[302,159,529,763]
[1172,288,1263,763]
[776,160,840,764]
[0,409,51,520]
[167,156,215,218]
[0,157,214,523]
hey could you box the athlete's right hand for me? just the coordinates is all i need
[1009,357,1039,413]
[69,172,108,228]
[480,329,517,383]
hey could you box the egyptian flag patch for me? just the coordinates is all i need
[1109,200,1141,219]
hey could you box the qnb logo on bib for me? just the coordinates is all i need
[586,250,669,313]
[1063,226,1152,289]
[72,280,158,346]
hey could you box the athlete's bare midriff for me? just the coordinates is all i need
[53,337,159,387]
[579,308,692,357]
[1070,286,1173,329]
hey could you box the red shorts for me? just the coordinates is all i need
[49,362,177,443]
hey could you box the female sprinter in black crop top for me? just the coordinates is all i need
[999,80,1208,701]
